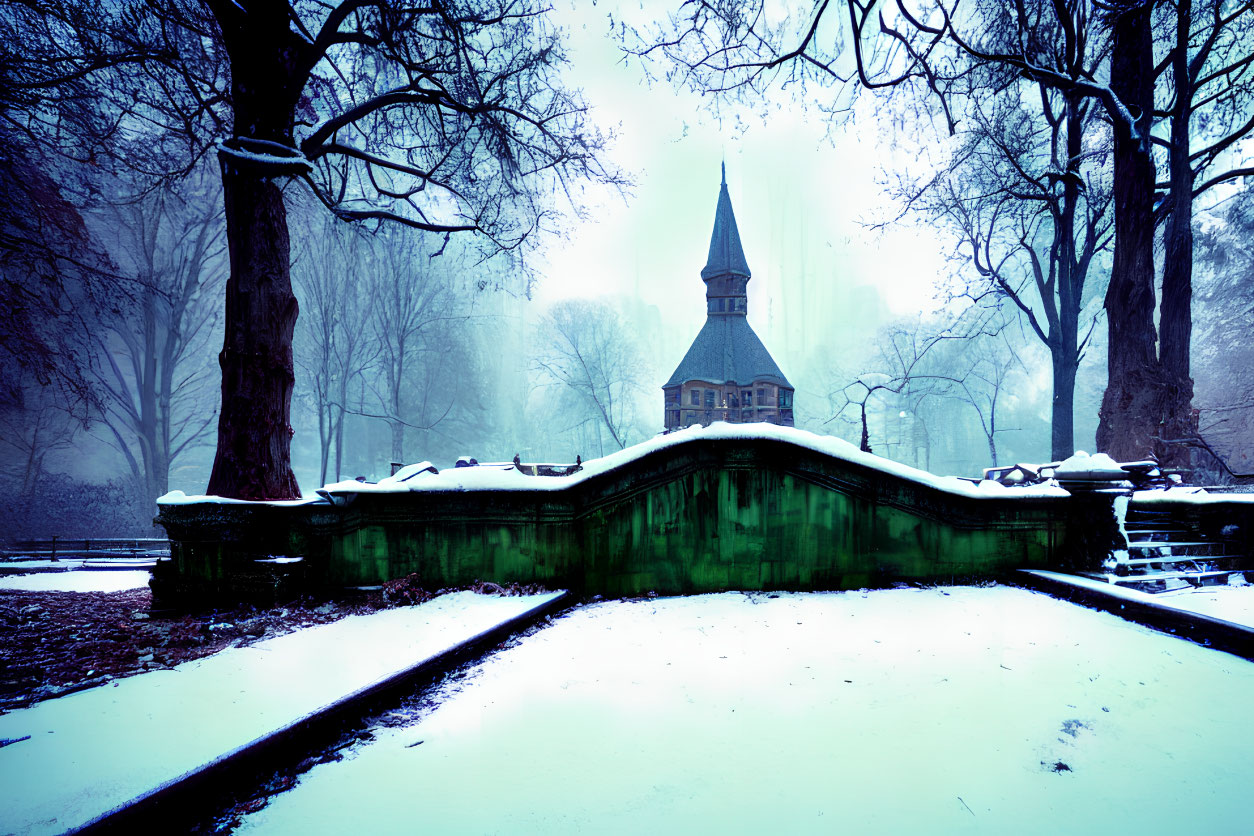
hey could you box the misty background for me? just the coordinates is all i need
[3,0,1251,536]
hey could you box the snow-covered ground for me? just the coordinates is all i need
[240,588,1254,835]
[1159,583,1254,624]
[0,591,564,836]
[0,570,151,593]
[1025,570,1254,629]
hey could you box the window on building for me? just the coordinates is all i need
[779,391,790,408]
[744,390,753,407]
[758,387,766,403]
[690,389,700,406]
[704,390,715,408]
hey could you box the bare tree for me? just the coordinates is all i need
[364,230,460,465]
[532,299,648,455]
[629,0,1247,467]
[939,332,1026,467]
[2,1,622,499]
[1154,0,1254,465]
[895,61,1112,461]
[0,125,112,411]
[829,309,1004,459]
[88,171,226,501]
[293,216,376,485]
[0,372,77,497]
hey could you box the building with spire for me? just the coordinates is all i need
[663,166,795,430]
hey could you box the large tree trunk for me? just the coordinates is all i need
[206,160,301,499]
[1158,0,1199,470]
[205,3,306,499]
[1096,2,1161,463]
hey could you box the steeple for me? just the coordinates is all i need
[661,164,795,432]
[701,165,750,316]
[701,165,751,282]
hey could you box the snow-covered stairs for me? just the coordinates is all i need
[1100,507,1246,592]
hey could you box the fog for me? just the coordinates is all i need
[3,0,1250,536]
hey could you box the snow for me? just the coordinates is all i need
[312,423,1071,501]
[1054,450,1129,482]
[238,588,1254,835]
[0,560,83,572]
[156,425,1072,510]
[1025,570,1254,630]
[156,489,321,506]
[0,590,564,836]
[0,570,151,594]
[1155,579,1254,624]
[1132,487,1254,505]
[214,138,309,169]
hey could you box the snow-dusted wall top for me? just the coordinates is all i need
[159,423,1070,507]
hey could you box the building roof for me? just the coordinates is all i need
[700,163,751,281]
[664,314,791,388]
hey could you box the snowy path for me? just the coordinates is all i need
[0,570,151,593]
[0,590,564,836]
[1024,570,1254,630]
[240,588,1254,835]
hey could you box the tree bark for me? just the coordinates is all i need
[1096,2,1161,463]
[1158,0,1199,469]
[205,2,306,499]
[1051,348,1078,462]
[206,159,301,499]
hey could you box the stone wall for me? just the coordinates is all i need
[156,436,1072,604]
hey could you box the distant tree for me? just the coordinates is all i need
[364,231,459,466]
[293,216,376,485]
[88,171,226,501]
[2,0,620,499]
[0,371,77,497]
[1192,189,1254,478]
[0,125,110,410]
[894,55,1112,461]
[830,312,1002,459]
[630,0,1249,467]
[940,333,1026,468]
[533,299,648,455]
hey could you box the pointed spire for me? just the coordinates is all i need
[701,166,751,281]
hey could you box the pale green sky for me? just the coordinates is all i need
[533,0,955,375]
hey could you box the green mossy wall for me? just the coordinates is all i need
[156,437,1069,604]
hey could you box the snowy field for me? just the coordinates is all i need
[0,569,151,593]
[240,587,1254,835]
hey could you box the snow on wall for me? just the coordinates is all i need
[159,423,1070,507]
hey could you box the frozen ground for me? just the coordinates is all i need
[0,570,151,593]
[0,590,563,835]
[240,587,1254,835]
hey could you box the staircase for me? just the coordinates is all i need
[1098,506,1247,593]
